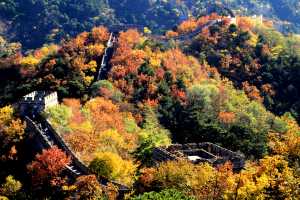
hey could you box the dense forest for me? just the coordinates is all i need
[1,0,300,49]
[0,1,300,200]
[0,0,185,49]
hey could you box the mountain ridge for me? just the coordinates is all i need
[1,0,300,49]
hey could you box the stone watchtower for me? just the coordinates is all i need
[19,91,58,116]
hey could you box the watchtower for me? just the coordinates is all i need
[153,142,245,171]
[19,91,58,115]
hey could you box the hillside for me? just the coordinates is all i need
[0,0,185,49]
[1,0,300,49]
[0,12,299,199]
[189,0,300,31]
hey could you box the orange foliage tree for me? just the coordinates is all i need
[74,175,103,199]
[218,111,236,124]
[177,18,198,34]
[242,81,263,103]
[84,97,124,133]
[236,16,255,31]
[91,26,109,43]
[110,31,145,77]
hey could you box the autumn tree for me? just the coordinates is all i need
[236,16,255,31]
[137,160,234,200]
[110,29,145,83]
[177,18,198,34]
[27,146,71,187]
[268,115,300,165]
[109,29,145,96]
[224,156,300,199]
[118,29,141,49]
[91,26,109,43]
[165,30,179,38]
[0,106,25,160]
[84,97,125,133]
[0,175,22,199]
[90,152,137,186]
[74,175,103,200]
[242,81,263,103]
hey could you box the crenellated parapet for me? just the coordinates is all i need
[153,142,245,171]
[44,92,58,110]
[19,91,58,115]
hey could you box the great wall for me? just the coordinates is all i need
[17,8,246,198]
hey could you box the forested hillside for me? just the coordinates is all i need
[188,0,300,32]
[1,0,300,49]
[0,0,185,49]
[175,15,300,123]
[0,11,299,199]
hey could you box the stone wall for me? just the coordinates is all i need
[26,114,129,192]
[39,116,90,175]
[153,143,245,171]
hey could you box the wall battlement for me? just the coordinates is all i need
[153,142,245,171]
[19,91,58,115]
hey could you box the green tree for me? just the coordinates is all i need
[44,104,72,132]
[135,107,171,166]
[89,158,113,179]
[131,189,195,200]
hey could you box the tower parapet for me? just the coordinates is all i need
[153,142,245,171]
[19,91,58,115]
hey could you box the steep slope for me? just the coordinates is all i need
[0,0,185,49]
[2,0,300,49]
[188,0,300,32]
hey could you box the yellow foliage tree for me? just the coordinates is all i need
[0,106,25,160]
[0,175,22,198]
[140,160,234,199]
[87,44,105,57]
[33,44,58,59]
[0,106,25,144]
[97,129,134,157]
[92,152,137,186]
[20,55,39,71]
[268,115,300,163]
[224,155,299,199]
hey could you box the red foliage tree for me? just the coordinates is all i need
[27,146,71,186]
